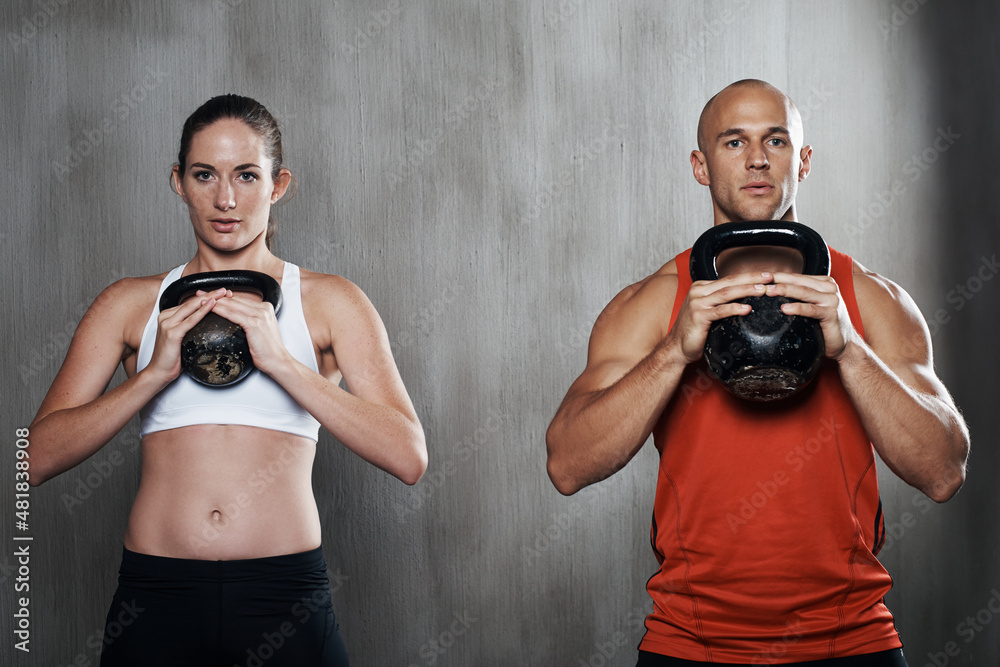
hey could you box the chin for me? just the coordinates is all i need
[738,206,785,222]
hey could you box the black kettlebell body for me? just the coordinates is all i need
[158,271,282,387]
[689,222,830,402]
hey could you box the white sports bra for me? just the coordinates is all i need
[136,262,321,441]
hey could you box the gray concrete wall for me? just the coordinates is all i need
[2,1,997,665]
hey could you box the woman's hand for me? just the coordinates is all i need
[145,288,232,383]
[200,289,293,377]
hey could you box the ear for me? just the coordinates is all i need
[797,145,813,182]
[690,150,710,186]
[270,168,292,204]
[171,165,188,203]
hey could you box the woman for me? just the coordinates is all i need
[29,94,427,665]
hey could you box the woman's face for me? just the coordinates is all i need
[172,118,289,253]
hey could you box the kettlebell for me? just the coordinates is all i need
[158,271,282,387]
[689,221,830,402]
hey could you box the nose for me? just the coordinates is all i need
[746,141,769,170]
[214,181,235,211]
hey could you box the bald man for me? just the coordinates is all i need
[546,80,969,666]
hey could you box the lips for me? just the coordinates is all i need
[743,182,773,195]
[211,219,240,232]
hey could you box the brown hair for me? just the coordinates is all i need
[176,94,290,248]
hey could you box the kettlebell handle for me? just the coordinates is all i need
[689,221,830,282]
[159,270,282,314]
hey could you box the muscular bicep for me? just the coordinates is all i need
[857,272,956,404]
[31,282,133,424]
[564,277,676,397]
[323,279,419,421]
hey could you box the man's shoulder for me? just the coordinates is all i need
[848,258,929,350]
[617,258,679,303]
[849,258,909,309]
[598,258,680,333]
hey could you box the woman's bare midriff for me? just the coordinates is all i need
[123,423,321,560]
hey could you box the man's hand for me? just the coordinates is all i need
[667,271,775,363]
[765,272,860,360]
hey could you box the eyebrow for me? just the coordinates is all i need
[189,162,262,171]
[716,126,791,142]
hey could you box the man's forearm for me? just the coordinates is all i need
[546,340,690,495]
[837,341,969,502]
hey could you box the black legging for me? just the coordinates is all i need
[637,648,908,666]
[99,546,350,666]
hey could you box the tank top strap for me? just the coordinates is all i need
[829,247,865,341]
[668,248,693,331]
[277,262,319,372]
[136,263,187,372]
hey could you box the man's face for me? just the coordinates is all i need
[691,86,811,224]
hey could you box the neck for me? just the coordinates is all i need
[188,238,282,275]
[712,203,799,227]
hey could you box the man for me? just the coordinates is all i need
[546,80,969,666]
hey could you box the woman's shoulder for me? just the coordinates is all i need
[96,271,170,309]
[296,267,386,341]
[81,271,174,338]
[297,267,368,305]
[67,271,174,352]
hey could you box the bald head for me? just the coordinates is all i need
[697,79,803,152]
[690,79,813,224]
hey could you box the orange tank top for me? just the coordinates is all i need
[639,247,903,662]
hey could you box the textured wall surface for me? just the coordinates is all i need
[2,1,998,665]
